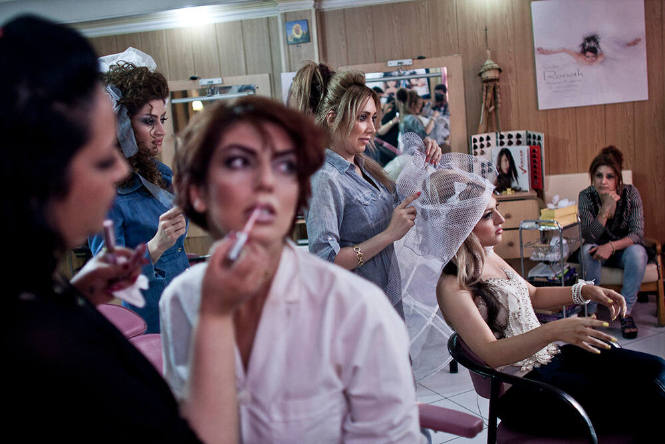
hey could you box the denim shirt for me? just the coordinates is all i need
[89,161,189,333]
[306,149,403,318]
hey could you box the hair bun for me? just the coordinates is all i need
[601,145,623,169]
[395,88,408,103]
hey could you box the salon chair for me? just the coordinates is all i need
[418,402,483,438]
[130,333,163,373]
[98,303,147,338]
[447,333,632,444]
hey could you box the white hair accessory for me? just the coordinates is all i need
[98,47,157,73]
[98,47,158,159]
[394,151,497,380]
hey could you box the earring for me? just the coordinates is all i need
[193,199,204,212]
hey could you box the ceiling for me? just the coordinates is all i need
[0,0,268,24]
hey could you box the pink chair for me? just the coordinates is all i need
[130,333,163,373]
[98,303,146,338]
[418,402,483,438]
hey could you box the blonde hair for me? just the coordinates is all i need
[314,70,393,190]
[287,61,335,116]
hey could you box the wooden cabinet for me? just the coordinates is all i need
[494,191,540,259]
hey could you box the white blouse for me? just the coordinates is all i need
[160,242,421,443]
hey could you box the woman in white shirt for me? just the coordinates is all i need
[160,96,420,443]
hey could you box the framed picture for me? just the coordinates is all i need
[286,19,310,45]
[531,0,647,110]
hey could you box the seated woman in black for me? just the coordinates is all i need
[1,15,252,443]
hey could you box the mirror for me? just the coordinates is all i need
[161,73,272,257]
[170,84,258,134]
[365,67,450,149]
[339,56,467,154]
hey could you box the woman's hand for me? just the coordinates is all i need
[148,206,187,262]
[422,137,442,165]
[581,285,626,320]
[71,245,147,305]
[599,191,620,218]
[385,192,420,242]
[547,316,617,354]
[199,236,272,316]
[588,243,613,261]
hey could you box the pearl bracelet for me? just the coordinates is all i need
[571,279,595,305]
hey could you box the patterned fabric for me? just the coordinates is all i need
[578,184,644,245]
[481,268,559,373]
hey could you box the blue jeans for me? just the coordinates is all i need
[580,243,648,314]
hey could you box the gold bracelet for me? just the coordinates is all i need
[353,245,365,267]
[610,241,616,254]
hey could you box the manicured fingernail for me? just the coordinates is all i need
[593,348,601,354]
[417,191,422,196]
[610,336,617,342]
[605,343,611,349]
[602,322,609,327]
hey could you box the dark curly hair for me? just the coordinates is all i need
[174,96,327,233]
[1,15,100,296]
[589,145,624,192]
[105,62,169,188]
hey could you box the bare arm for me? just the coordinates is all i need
[489,253,625,318]
[437,274,617,369]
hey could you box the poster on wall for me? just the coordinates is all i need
[531,0,647,110]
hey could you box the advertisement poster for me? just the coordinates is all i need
[531,0,647,110]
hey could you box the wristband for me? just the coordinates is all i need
[353,245,365,267]
[609,241,616,254]
[571,279,594,305]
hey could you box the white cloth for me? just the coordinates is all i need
[160,242,420,444]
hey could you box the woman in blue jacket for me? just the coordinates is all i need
[90,55,188,333]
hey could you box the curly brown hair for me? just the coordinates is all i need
[105,61,169,187]
[174,96,327,234]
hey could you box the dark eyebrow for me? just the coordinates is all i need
[221,145,296,159]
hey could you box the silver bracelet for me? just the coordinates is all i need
[571,279,594,305]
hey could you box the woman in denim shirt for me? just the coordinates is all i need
[293,67,441,317]
[90,57,188,332]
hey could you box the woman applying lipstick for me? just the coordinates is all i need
[160,96,421,442]
[89,55,189,333]
[297,69,442,319]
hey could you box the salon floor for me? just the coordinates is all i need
[416,295,665,443]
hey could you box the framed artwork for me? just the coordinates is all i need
[531,0,647,110]
[286,19,310,45]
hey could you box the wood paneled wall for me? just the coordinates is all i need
[90,17,285,98]
[89,0,665,241]
[318,0,665,242]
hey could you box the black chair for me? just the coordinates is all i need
[447,333,632,444]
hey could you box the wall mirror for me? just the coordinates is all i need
[162,73,271,256]
[339,56,467,153]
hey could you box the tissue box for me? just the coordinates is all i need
[540,205,577,219]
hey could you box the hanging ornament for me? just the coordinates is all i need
[477,28,503,133]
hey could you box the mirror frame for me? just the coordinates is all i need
[161,73,272,256]
[338,56,467,153]
[162,73,272,169]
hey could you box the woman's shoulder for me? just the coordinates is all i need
[156,161,173,181]
[161,263,206,308]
